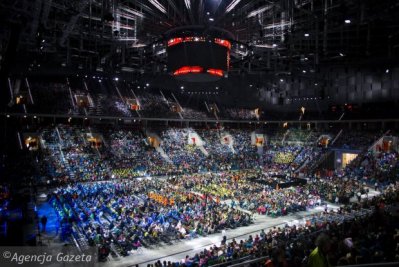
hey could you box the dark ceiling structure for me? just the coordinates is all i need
[0,0,398,76]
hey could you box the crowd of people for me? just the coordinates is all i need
[333,130,381,150]
[150,182,399,267]
[225,108,258,120]
[51,178,253,258]
[38,124,393,186]
[30,124,398,265]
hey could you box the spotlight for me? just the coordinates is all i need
[304,33,309,37]
[180,86,184,89]
[386,69,390,73]
[209,18,214,21]
[114,77,119,81]
[280,79,284,82]
[302,70,306,73]
[339,53,344,57]
[146,83,150,87]
[345,19,351,24]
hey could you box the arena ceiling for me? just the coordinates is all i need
[0,0,398,75]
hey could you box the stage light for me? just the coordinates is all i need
[226,0,241,13]
[114,77,119,81]
[6,114,10,118]
[302,70,306,73]
[386,69,390,73]
[184,0,191,10]
[148,0,166,14]
[180,86,184,89]
[280,79,284,82]
[209,18,214,21]
[272,43,277,47]
[304,33,309,37]
[146,83,150,87]
[345,19,351,24]
[240,44,244,49]
[339,53,344,57]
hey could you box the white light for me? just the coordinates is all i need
[315,83,318,86]
[209,18,214,21]
[114,77,119,81]
[181,86,184,89]
[339,53,344,57]
[184,0,191,10]
[240,44,244,49]
[146,83,150,87]
[215,87,219,89]
[148,0,167,14]
[206,12,210,15]
[304,33,310,37]
[247,5,272,18]
[304,57,308,61]
[250,84,253,87]
[272,43,277,47]
[386,69,390,73]
[302,70,306,73]
[280,79,284,82]
[226,0,241,13]
[6,115,10,118]
[345,19,351,24]
[34,116,37,119]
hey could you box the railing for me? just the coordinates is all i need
[209,256,268,267]
[338,263,399,267]
[5,112,399,124]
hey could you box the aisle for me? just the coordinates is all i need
[37,201,59,236]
